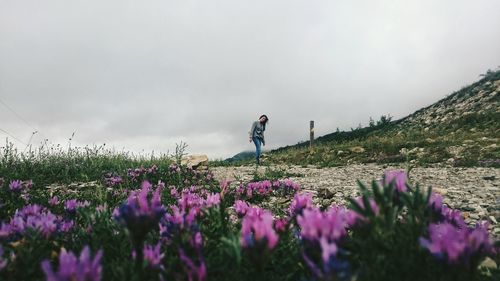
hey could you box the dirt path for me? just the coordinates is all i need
[212,163,500,236]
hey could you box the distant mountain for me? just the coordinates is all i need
[225,150,255,163]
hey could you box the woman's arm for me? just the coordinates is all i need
[249,121,257,142]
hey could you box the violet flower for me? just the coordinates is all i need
[3,204,73,239]
[64,199,90,213]
[41,246,103,281]
[114,181,166,245]
[234,200,250,217]
[383,170,408,193]
[49,196,60,206]
[179,248,206,281]
[420,222,495,267]
[240,207,278,250]
[9,180,23,192]
[133,242,164,270]
[289,192,313,217]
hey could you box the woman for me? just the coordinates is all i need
[249,114,269,165]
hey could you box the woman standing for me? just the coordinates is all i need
[249,114,269,165]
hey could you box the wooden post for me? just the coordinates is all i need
[310,120,314,149]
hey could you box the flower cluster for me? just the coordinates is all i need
[428,192,466,228]
[240,207,279,250]
[132,242,164,270]
[49,196,60,206]
[289,192,313,218]
[236,179,300,199]
[297,206,355,279]
[64,199,91,213]
[419,222,496,267]
[104,173,123,187]
[160,187,220,244]
[0,204,73,239]
[234,200,251,217]
[114,181,166,244]
[298,206,353,261]
[8,179,33,192]
[127,165,158,181]
[41,246,103,281]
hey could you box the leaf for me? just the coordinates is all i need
[348,197,366,217]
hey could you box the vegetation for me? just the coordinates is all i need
[0,144,498,280]
[223,69,500,168]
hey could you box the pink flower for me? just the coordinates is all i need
[289,193,313,217]
[240,207,279,250]
[383,170,408,193]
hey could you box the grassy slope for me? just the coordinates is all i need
[228,70,500,167]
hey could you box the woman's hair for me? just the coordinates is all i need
[259,114,269,130]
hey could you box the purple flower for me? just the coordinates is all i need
[41,246,103,281]
[114,181,166,244]
[49,196,60,206]
[179,248,206,281]
[9,180,23,192]
[133,242,164,269]
[289,193,313,217]
[104,174,122,187]
[240,207,278,250]
[3,204,74,238]
[64,199,90,213]
[274,218,289,233]
[234,200,250,217]
[298,207,353,262]
[428,192,466,228]
[420,221,495,267]
[383,170,408,193]
[0,245,7,271]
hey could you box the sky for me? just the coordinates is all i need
[1,0,500,159]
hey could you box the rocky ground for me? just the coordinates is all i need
[211,164,500,237]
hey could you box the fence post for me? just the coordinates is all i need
[310,120,314,149]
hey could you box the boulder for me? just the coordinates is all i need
[181,154,209,169]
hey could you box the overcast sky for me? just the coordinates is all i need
[1,0,500,159]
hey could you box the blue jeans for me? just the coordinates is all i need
[252,136,262,164]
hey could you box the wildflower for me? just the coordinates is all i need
[4,204,74,238]
[428,192,466,228]
[41,246,103,281]
[64,199,90,213]
[289,192,313,217]
[132,242,164,270]
[383,170,408,193]
[240,207,278,250]
[274,218,289,233]
[9,180,23,192]
[49,196,60,206]
[234,200,250,217]
[114,181,166,247]
[179,248,206,281]
[420,222,495,267]
[104,174,122,187]
[297,206,353,280]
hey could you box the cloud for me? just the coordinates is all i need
[1,0,499,158]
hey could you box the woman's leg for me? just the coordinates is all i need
[252,137,261,164]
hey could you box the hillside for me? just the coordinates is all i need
[228,70,500,167]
